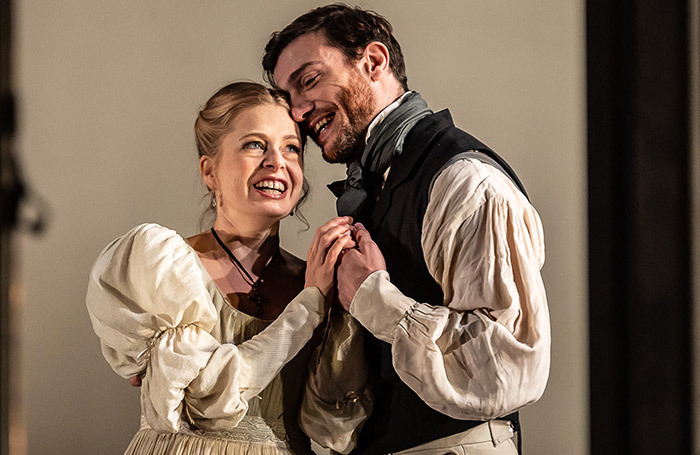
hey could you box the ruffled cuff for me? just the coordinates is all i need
[349,270,415,343]
[185,343,250,432]
[140,325,223,433]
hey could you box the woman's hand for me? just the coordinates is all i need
[305,216,356,297]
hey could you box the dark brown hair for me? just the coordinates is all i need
[262,3,408,91]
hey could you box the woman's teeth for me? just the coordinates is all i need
[254,180,286,194]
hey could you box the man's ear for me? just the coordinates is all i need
[199,155,217,191]
[362,41,391,82]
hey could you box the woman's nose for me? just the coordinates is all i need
[263,147,286,169]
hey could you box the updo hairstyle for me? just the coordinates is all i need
[195,82,309,227]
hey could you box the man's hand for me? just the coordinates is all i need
[129,376,142,387]
[305,216,355,298]
[337,223,386,311]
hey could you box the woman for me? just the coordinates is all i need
[86,82,354,454]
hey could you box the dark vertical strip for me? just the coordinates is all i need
[0,0,12,453]
[587,1,628,453]
[587,0,692,454]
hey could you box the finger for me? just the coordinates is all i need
[308,217,352,259]
[317,216,353,237]
[324,235,356,265]
[353,223,375,249]
[323,239,346,268]
[342,238,358,250]
[312,217,352,247]
[322,235,353,266]
[316,223,353,252]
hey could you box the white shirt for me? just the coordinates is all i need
[301,106,550,452]
[350,157,550,420]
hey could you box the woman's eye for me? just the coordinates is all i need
[285,145,301,154]
[243,141,265,151]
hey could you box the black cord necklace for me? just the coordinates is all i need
[210,227,275,316]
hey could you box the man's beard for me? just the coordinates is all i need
[321,70,376,164]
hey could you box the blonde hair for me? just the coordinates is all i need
[195,82,309,228]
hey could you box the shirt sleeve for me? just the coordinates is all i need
[86,223,325,433]
[348,159,551,420]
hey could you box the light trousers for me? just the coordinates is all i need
[390,421,518,455]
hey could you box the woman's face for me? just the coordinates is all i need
[202,103,304,228]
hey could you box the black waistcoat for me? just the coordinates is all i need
[352,110,525,455]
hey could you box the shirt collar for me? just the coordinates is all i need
[365,91,413,144]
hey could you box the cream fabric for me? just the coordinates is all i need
[301,158,550,452]
[350,158,550,420]
[392,421,517,455]
[86,223,325,454]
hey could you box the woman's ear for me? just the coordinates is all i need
[362,41,391,82]
[199,155,217,191]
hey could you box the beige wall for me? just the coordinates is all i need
[14,1,587,454]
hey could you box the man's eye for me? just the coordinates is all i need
[243,141,265,151]
[302,74,319,89]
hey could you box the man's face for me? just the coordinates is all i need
[273,32,378,163]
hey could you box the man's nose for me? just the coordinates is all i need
[290,96,313,123]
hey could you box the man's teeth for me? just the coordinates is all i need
[314,116,331,135]
[254,180,286,193]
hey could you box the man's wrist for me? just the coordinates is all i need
[350,270,413,343]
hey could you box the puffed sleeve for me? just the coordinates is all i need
[86,224,325,433]
[349,159,550,420]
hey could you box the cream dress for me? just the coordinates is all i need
[86,223,325,455]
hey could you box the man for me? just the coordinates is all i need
[263,5,550,455]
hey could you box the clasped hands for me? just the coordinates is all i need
[131,219,386,388]
[305,216,386,312]
[335,222,386,311]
